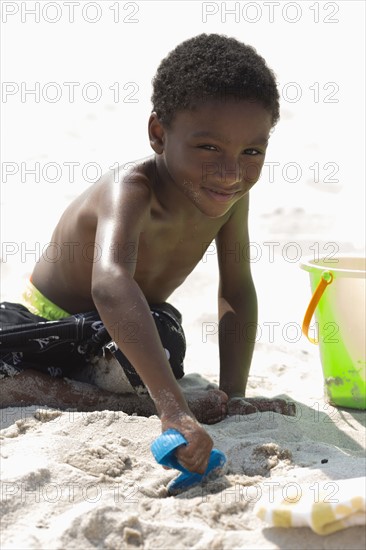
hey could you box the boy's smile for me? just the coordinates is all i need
[149,99,272,218]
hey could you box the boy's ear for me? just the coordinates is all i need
[148,113,165,154]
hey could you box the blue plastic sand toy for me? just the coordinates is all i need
[151,429,227,495]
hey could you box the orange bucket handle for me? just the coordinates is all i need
[302,271,334,344]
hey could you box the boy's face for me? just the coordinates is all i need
[150,99,273,218]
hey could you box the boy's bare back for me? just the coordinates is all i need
[31,155,230,314]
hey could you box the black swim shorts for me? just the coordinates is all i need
[0,301,186,394]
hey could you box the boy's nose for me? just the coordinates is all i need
[222,159,262,186]
[202,160,246,187]
[220,162,241,185]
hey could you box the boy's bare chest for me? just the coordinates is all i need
[140,224,214,261]
[133,214,228,298]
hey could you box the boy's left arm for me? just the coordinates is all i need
[216,194,297,417]
[216,193,256,399]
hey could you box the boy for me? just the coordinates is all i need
[0,34,292,474]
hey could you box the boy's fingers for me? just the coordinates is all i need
[176,439,211,474]
[176,452,208,474]
[227,398,258,415]
[160,412,213,473]
[203,408,228,425]
[244,397,297,416]
[227,397,297,417]
[199,391,229,424]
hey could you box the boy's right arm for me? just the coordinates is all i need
[90,172,213,473]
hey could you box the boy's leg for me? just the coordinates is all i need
[0,370,295,419]
[0,369,228,423]
[0,302,294,419]
[0,369,157,415]
[0,301,227,422]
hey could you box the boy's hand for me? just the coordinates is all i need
[184,389,228,425]
[227,397,258,415]
[160,413,213,474]
[227,396,297,417]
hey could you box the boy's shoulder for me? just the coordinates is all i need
[114,156,156,187]
[95,156,154,195]
[85,155,248,242]
[83,156,156,217]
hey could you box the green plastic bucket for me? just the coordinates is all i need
[300,256,366,409]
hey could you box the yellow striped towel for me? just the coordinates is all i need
[254,477,366,535]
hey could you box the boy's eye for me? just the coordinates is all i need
[198,145,264,155]
[198,144,218,151]
[243,148,262,156]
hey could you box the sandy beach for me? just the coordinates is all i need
[1,324,365,549]
[1,207,365,548]
[1,1,365,548]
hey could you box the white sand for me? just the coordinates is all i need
[1,228,365,549]
[1,2,365,547]
[1,367,365,549]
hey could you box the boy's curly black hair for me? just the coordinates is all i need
[151,33,280,128]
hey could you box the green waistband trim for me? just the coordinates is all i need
[22,280,70,320]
